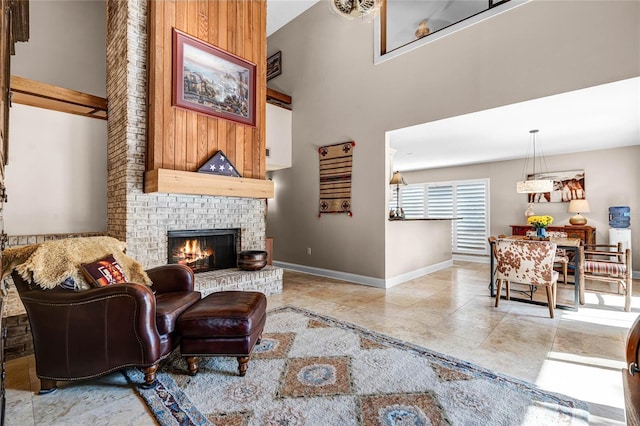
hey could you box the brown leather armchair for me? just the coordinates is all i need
[11,263,200,394]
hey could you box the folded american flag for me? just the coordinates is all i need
[197,150,241,177]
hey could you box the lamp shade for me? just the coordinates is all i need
[568,199,591,213]
[389,171,406,185]
[516,179,554,194]
[568,199,591,225]
[516,130,553,194]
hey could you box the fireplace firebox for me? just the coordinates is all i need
[167,229,239,273]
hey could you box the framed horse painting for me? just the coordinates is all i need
[527,170,585,203]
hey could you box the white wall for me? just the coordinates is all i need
[5,105,107,234]
[265,0,640,280]
[5,1,107,235]
[385,219,453,284]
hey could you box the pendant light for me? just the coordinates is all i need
[516,129,554,193]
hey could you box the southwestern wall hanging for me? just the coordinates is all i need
[318,141,355,216]
[528,170,585,203]
[172,29,256,127]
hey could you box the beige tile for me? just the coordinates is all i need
[5,263,636,425]
[5,388,34,426]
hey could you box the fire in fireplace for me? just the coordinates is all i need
[167,229,239,273]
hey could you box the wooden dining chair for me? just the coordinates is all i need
[494,239,559,318]
[580,242,632,311]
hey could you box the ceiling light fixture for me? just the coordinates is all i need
[516,129,554,194]
[329,0,382,20]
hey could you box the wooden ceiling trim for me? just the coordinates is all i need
[10,75,107,120]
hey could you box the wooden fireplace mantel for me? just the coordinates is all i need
[144,168,274,199]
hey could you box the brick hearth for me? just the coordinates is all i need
[195,266,283,298]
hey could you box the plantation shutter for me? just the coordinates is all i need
[454,181,488,254]
[389,178,489,255]
[426,185,454,218]
[389,188,398,212]
[400,185,424,218]
[425,180,488,255]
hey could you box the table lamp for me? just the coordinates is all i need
[568,199,591,225]
[389,171,406,219]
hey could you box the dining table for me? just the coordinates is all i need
[489,235,583,311]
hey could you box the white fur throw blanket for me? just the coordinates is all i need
[3,236,152,290]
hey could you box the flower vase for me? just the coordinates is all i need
[536,227,547,240]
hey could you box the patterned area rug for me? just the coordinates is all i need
[125,306,589,425]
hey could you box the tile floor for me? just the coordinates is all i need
[5,261,639,425]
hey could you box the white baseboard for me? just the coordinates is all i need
[274,260,640,284]
[384,260,454,288]
[272,260,453,289]
[452,254,490,264]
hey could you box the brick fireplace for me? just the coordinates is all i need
[167,229,239,273]
[104,0,281,294]
[105,0,266,267]
[2,0,282,361]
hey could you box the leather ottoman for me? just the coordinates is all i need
[177,291,267,376]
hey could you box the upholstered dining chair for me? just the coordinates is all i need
[525,230,570,284]
[494,239,559,318]
[487,236,497,257]
[549,231,570,284]
[580,242,632,311]
[487,236,498,288]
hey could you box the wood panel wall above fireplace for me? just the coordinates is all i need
[144,0,271,198]
[146,0,267,181]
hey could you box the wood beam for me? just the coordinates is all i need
[10,75,107,120]
[266,88,292,109]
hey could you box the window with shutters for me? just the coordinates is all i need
[389,179,489,255]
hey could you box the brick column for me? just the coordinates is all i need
[105,0,147,244]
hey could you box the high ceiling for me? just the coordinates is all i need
[266,2,640,172]
[267,0,319,36]
[389,77,640,171]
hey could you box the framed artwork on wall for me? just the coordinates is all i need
[266,51,282,81]
[527,170,585,203]
[172,28,256,127]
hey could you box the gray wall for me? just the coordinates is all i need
[5,1,107,235]
[266,0,639,279]
[11,0,106,96]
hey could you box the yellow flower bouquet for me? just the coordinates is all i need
[527,215,554,228]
